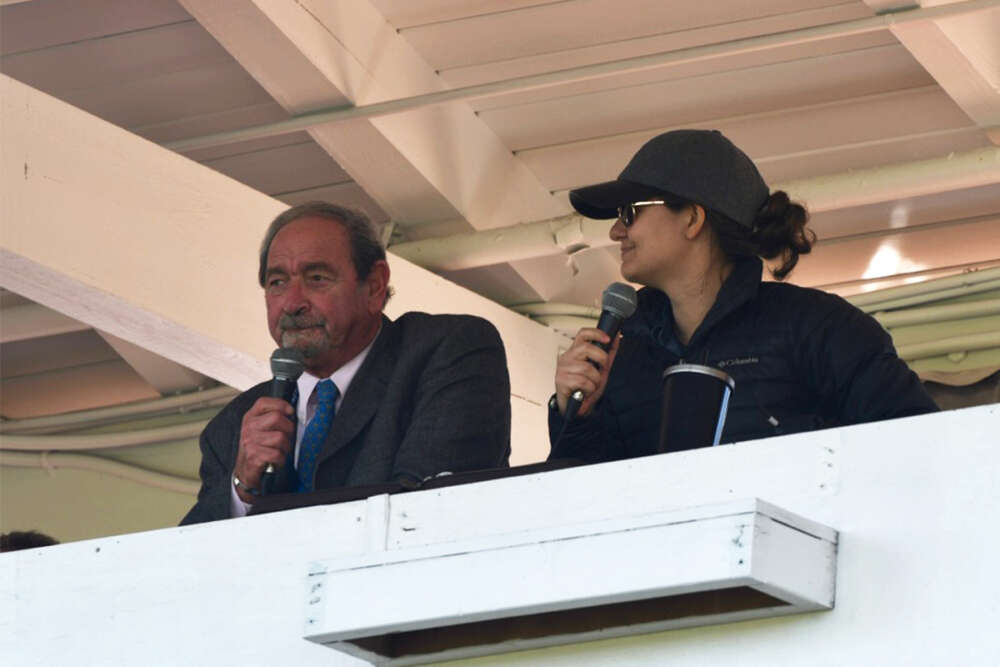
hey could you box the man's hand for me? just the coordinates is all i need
[554,328,621,418]
[232,397,295,503]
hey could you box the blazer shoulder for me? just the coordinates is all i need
[391,311,503,344]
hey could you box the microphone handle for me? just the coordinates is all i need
[261,377,297,484]
[564,312,624,420]
[594,310,622,350]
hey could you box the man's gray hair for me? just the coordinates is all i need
[258,201,388,288]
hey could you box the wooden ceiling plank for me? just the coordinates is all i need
[480,44,934,151]
[865,1,1000,139]
[133,103,292,152]
[179,0,568,230]
[0,303,89,344]
[370,0,562,29]
[0,360,161,420]
[465,32,900,113]
[0,0,192,56]
[174,0,456,225]
[0,20,228,98]
[200,141,351,197]
[400,0,850,70]
[441,3,877,89]
[53,61,276,132]
[179,0,568,301]
[806,184,1000,240]
[518,87,982,191]
[756,127,991,183]
[0,329,119,380]
[275,182,390,227]
[789,216,1000,289]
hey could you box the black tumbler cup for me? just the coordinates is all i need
[658,364,736,453]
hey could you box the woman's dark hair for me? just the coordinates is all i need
[1,530,59,552]
[666,191,814,280]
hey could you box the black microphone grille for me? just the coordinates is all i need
[270,347,305,381]
[602,282,638,319]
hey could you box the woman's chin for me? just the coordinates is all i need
[619,262,640,284]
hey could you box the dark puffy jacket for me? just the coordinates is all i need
[549,257,938,462]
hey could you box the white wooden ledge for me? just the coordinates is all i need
[4,406,998,666]
[304,498,837,665]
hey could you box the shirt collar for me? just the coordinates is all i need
[295,323,382,419]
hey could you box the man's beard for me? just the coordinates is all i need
[278,314,330,359]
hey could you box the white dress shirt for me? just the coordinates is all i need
[230,330,379,517]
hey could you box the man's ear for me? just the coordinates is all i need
[684,204,707,240]
[365,260,391,312]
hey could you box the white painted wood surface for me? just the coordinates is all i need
[865,0,1000,132]
[306,498,836,665]
[0,73,565,463]
[177,0,569,229]
[2,405,998,665]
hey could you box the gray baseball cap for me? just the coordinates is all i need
[569,129,769,228]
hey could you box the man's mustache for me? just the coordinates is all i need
[278,314,326,331]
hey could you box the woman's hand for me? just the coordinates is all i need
[554,328,622,417]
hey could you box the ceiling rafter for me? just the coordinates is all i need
[389,145,1000,272]
[96,331,212,396]
[178,0,569,300]
[864,0,1000,143]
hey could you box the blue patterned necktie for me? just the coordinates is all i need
[296,379,339,493]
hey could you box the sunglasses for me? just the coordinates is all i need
[617,200,666,227]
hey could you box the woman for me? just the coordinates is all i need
[549,129,937,462]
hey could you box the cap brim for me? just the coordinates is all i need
[569,180,667,219]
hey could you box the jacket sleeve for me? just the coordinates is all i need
[795,294,938,426]
[548,401,615,463]
[389,317,512,482]
[179,403,242,525]
[546,335,654,463]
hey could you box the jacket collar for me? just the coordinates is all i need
[316,314,394,465]
[623,256,763,352]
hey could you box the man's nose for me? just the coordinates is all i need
[281,279,309,314]
[610,218,627,241]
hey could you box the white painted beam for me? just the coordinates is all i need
[1,73,282,390]
[176,0,567,232]
[779,145,1000,209]
[390,147,1000,272]
[866,0,1000,142]
[308,499,836,665]
[179,0,570,302]
[168,0,999,155]
[0,74,564,461]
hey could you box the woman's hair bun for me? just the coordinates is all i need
[751,191,814,280]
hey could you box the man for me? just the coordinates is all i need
[181,202,511,524]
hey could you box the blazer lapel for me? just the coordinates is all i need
[316,316,396,466]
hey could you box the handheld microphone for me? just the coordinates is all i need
[262,347,305,481]
[564,282,638,421]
